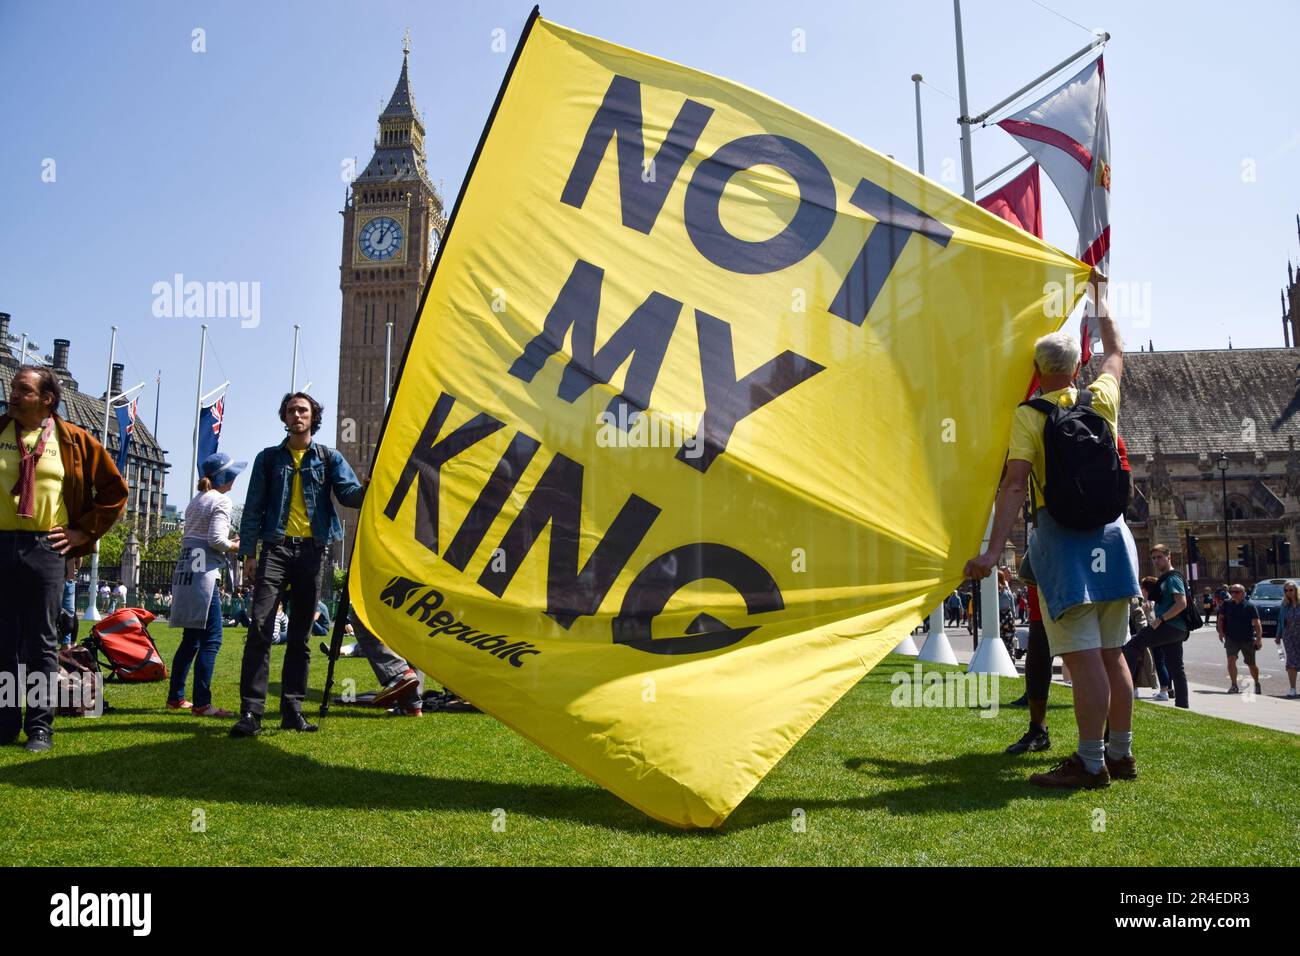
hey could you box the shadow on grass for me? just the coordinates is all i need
[836,751,1073,814]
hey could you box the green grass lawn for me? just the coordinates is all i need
[1,625,1296,866]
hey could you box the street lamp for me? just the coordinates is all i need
[1216,454,1230,583]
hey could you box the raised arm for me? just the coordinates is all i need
[1093,269,1123,383]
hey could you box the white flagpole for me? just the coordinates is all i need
[969,34,1108,126]
[82,325,118,622]
[291,323,301,392]
[190,324,207,482]
[911,73,925,176]
[385,320,393,405]
[953,0,976,201]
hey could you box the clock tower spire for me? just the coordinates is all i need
[336,36,445,562]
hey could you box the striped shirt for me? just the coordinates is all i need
[182,490,238,553]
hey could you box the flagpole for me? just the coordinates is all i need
[969,33,1108,126]
[975,151,1034,192]
[385,320,393,405]
[911,73,926,176]
[153,370,161,440]
[291,323,300,392]
[952,0,976,200]
[191,324,207,481]
[82,325,117,622]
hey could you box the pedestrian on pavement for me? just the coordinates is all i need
[1218,583,1262,695]
[231,392,366,737]
[166,452,245,718]
[965,269,1139,789]
[1276,580,1300,699]
[0,366,127,752]
[1121,555,1189,707]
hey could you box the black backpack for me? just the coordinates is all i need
[1157,569,1204,632]
[1022,390,1131,530]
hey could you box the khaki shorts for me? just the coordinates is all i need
[1036,592,1131,657]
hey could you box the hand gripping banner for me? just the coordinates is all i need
[352,9,1089,828]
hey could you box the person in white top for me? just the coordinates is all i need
[166,452,246,717]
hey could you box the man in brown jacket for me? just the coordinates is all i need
[0,366,127,751]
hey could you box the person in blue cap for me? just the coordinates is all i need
[166,451,246,717]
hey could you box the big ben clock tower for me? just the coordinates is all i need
[337,34,444,562]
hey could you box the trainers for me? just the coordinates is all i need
[1005,726,1051,755]
[192,704,235,718]
[23,731,52,754]
[1029,753,1110,790]
[1227,684,1240,694]
[1254,681,1262,695]
[1007,693,1029,708]
[373,669,420,709]
[1105,752,1137,780]
[1152,690,1169,701]
[166,698,193,711]
[1287,688,1298,699]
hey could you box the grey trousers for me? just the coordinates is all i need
[351,613,421,693]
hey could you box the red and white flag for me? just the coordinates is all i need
[978,163,1045,396]
[998,55,1109,361]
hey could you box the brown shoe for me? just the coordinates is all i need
[1029,753,1111,790]
[1104,752,1137,780]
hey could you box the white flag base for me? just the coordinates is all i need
[893,634,920,656]
[917,628,959,665]
[968,635,1020,677]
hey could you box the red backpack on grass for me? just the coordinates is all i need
[89,608,168,683]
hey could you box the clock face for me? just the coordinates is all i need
[359,216,403,261]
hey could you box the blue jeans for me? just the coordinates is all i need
[169,586,223,708]
[1151,646,1171,689]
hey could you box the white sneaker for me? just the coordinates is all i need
[1287,688,1298,699]
[1152,690,1169,701]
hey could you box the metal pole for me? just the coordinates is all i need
[1220,461,1230,584]
[291,324,301,392]
[953,0,976,200]
[153,370,161,440]
[83,325,118,622]
[911,73,925,176]
[18,333,27,364]
[975,152,1034,192]
[970,33,1109,125]
[191,324,207,482]
[385,320,394,405]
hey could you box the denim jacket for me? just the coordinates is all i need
[237,439,365,558]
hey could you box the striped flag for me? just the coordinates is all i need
[999,56,1109,361]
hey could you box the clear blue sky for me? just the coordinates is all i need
[2,0,1297,508]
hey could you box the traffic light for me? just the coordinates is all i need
[1187,535,1200,564]
[1282,540,1292,565]
[1237,542,1251,565]
[1267,545,1277,566]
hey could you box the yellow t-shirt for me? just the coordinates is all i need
[0,421,69,532]
[285,446,313,538]
[1007,372,1121,503]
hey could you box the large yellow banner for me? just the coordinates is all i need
[352,11,1088,828]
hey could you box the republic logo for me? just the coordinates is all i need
[380,576,424,609]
